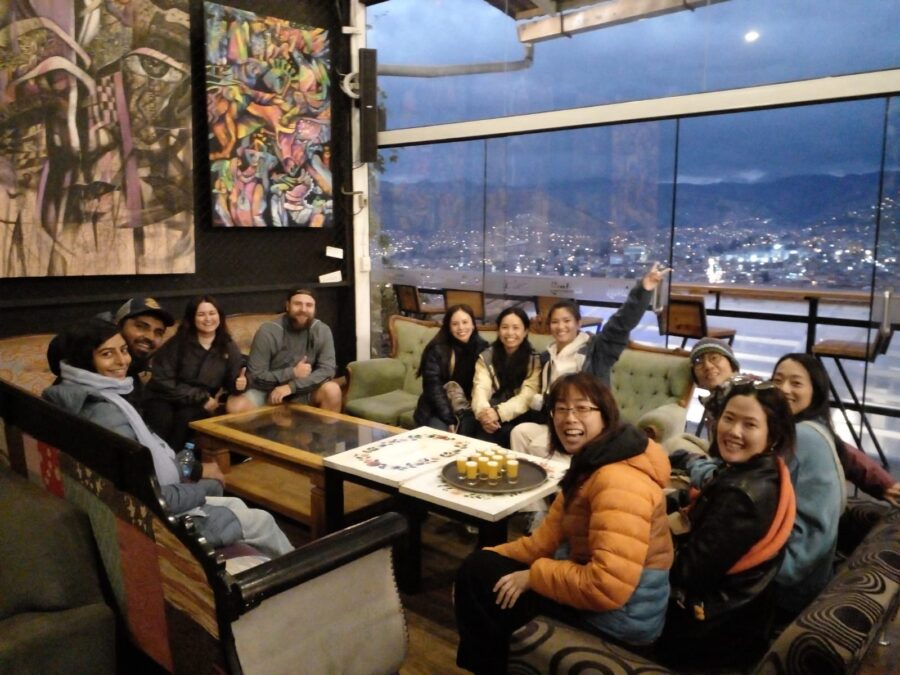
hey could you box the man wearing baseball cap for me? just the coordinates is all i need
[115,296,175,368]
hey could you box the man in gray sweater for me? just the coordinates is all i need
[230,289,341,412]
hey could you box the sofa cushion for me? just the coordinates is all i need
[0,467,107,620]
[0,333,56,395]
[611,346,692,425]
[510,616,673,674]
[345,389,420,426]
[0,605,115,674]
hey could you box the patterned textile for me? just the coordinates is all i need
[509,506,899,675]
[0,333,56,395]
[4,429,228,673]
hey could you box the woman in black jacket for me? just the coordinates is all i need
[144,295,247,451]
[661,379,797,668]
[413,304,488,435]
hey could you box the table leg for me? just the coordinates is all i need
[323,468,345,534]
[310,471,327,540]
[477,519,508,548]
[196,437,231,473]
[396,496,425,594]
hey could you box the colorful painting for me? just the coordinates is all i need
[0,0,195,277]
[204,3,332,228]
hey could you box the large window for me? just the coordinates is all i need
[368,0,900,129]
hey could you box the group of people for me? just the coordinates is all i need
[42,288,343,561]
[437,265,899,673]
[37,273,898,672]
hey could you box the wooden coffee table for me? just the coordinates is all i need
[190,404,403,538]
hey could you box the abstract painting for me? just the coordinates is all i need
[0,0,195,277]
[204,2,332,227]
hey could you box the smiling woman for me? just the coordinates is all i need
[660,381,796,668]
[454,372,673,673]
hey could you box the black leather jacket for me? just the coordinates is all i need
[670,452,785,621]
[414,335,488,427]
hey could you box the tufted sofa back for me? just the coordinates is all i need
[610,342,694,425]
[388,315,554,395]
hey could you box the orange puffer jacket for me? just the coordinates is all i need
[490,439,673,612]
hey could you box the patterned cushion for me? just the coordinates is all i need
[0,333,56,395]
[5,431,227,673]
[510,617,674,674]
[509,508,900,675]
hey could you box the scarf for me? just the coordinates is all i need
[559,424,648,504]
[59,362,181,486]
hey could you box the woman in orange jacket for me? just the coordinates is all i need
[454,372,674,674]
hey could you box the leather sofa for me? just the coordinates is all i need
[0,466,116,674]
[345,314,695,444]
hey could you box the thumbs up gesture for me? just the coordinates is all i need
[235,366,248,392]
[293,356,312,379]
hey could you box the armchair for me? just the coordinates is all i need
[609,342,694,444]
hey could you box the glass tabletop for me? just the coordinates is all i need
[216,406,398,458]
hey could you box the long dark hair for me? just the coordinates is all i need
[709,381,796,463]
[491,306,534,395]
[58,318,122,373]
[773,352,839,446]
[416,304,479,377]
[176,295,233,356]
[548,300,581,324]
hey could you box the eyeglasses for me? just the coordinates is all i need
[551,405,601,418]
[691,352,725,366]
[717,375,776,397]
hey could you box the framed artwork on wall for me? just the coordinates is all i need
[204,2,333,228]
[0,0,195,277]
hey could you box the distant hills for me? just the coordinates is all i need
[374,171,898,239]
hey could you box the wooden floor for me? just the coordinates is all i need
[279,512,899,675]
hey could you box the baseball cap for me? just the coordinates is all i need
[114,297,175,327]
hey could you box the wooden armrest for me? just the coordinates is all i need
[231,512,407,612]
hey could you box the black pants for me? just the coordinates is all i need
[454,549,580,674]
[143,398,207,452]
[474,410,541,449]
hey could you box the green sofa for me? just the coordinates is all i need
[345,315,694,444]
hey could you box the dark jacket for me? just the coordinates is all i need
[414,334,489,427]
[146,335,244,405]
[670,453,791,622]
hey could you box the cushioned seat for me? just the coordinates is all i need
[344,388,420,426]
[346,316,691,442]
[0,467,115,675]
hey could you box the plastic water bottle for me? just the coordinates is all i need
[179,442,195,481]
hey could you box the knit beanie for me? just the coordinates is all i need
[690,338,740,377]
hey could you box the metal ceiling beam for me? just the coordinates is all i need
[518,0,730,44]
